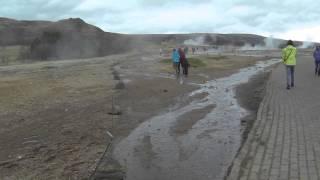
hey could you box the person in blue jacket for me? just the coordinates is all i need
[313,45,320,76]
[171,48,180,74]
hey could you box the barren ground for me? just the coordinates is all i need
[0,49,278,179]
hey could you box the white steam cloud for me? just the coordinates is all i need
[183,36,205,46]
[299,41,314,49]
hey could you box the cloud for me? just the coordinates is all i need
[276,25,320,43]
[0,0,320,42]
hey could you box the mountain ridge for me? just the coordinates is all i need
[0,17,306,60]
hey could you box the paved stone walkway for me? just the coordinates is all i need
[228,56,320,180]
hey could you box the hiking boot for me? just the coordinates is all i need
[286,85,290,90]
[291,83,294,87]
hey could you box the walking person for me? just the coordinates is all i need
[184,58,189,76]
[171,48,180,74]
[184,47,189,55]
[313,45,320,76]
[192,47,195,54]
[178,48,189,76]
[282,40,297,90]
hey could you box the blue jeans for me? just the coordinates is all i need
[173,62,180,74]
[286,65,295,86]
[315,61,320,75]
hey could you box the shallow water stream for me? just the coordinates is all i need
[113,59,280,180]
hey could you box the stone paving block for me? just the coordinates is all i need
[227,57,320,180]
[309,174,319,180]
[268,176,278,180]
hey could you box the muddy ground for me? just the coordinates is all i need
[91,52,278,180]
[236,71,270,141]
[0,49,278,179]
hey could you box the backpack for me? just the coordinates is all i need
[314,50,320,62]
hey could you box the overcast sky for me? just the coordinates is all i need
[1,0,320,42]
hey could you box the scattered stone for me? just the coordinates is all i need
[93,170,125,180]
[108,111,122,116]
[115,82,125,89]
[32,145,47,153]
[0,159,15,167]
[22,140,39,145]
[112,71,121,80]
[17,155,23,160]
[44,155,56,162]
[42,66,57,70]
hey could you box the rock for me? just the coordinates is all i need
[108,106,122,115]
[115,82,125,89]
[44,155,56,162]
[108,111,122,116]
[93,170,125,180]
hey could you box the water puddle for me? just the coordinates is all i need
[113,59,280,180]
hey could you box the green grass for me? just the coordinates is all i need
[207,55,227,61]
[188,58,206,67]
[161,57,206,68]
[0,45,29,65]
[161,59,172,64]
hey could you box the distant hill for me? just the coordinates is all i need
[0,17,308,60]
[0,17,51,45]
[0,17,132,59]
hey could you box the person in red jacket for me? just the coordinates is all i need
[178,48,189,76]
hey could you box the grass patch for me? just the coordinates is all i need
[188,58,206,67]
[207,55,227,61]
[161,59,172,64]
[0,45,29,65]
[161,57,206,68]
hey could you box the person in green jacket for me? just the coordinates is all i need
[282,40,297,90]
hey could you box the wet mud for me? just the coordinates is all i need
[112,59,280,180]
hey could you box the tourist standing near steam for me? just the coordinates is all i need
[282,40,297,90]
[184,47,189,55]
[313,46,320,76]
[172,48,180,74]
[179,48,189,76]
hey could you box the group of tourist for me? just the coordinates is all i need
[168,41,320,89]
[171,48,189,76]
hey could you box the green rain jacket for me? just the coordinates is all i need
[282,45,297,65]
